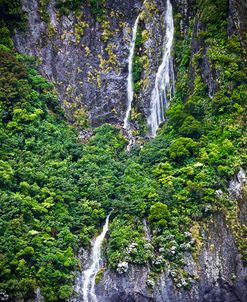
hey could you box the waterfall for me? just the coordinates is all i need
[81,214,111,302]
[143,218,151,242]
[147,0,175,137]
[35,288,44,302]
[123,15,140,149]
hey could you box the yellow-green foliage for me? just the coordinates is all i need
[74,107,89,129]
[106,43,117,65]
[190,223,203,262]
[75,20,88,42]
[140,0,158,21]
[101,20,112,42]
[39,0,50,22]
[97,74,102,88]
[142,29,149,43]
[85,46,91,56]
[47,22,56,38]
[87,70,96,82]
[95,268,105,284]
[98,43,117,74]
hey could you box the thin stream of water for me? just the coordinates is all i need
[124,15,140,131]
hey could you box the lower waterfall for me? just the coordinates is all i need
[78,214,111,302]
[147,0,175,137]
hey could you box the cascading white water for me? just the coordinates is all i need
[147,0,175,137]
[123,15,140,146]
[81,214,111,302]
[143,218,151,242]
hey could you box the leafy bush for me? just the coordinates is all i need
[169,138,198,161]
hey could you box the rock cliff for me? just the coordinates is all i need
[14,0,144,126]
[75,172,247,302]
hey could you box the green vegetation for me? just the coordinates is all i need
[0,0,26,31]
[39,0,50,22]
[0,30,126,300]
[55,0,106,19]
[133,24,146,93]
[55,0,84,14]
[106,0,246,285]
[89,0,106,19]
[0,0,246,300]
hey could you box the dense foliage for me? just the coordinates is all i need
[0,0,246,300]
[107,0,247,287]
[0,34,127,300]
[55,0,106,18]
[132,24,145,93]
[0,0,26,31]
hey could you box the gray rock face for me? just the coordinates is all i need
[14,0,143,126]
[13,0,247,130]
[96,266,152,302]
[198,212,247,302]
[188,16,217,99]
[72,169,247,302]
[13,0,176,131]
[92,211,247,302]
[228,168,246,200]
[136,0,168,119]
[227,0,247,47]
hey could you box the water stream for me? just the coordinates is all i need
[143,218,151,242]
[147,0,175,137]
[81,214,111,302]
[124,15,140,151]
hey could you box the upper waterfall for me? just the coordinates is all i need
[147,0,175,137]
[124,15,140,131]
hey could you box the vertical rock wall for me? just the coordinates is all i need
[14,0,143,126]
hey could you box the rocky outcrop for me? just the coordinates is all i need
[135,0,169,119]
[13,0,177,132]
[14,0,143,126]
[227,0,247,48]
[71,169,247,302]
[191,17,217,98]
[13,0,247,130]
[92,210,247,302]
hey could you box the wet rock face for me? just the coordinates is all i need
[228,0,247,47]
[93,171,247,302]
[228,168,246,200]
[94,209,247,302]
[14,0,143,126]
[197,212,247,302]
[187,16,217,99]
[135,0,168,119]
[73,172,247,302]
[96,266,152,302]
[14,0,170,130]
[13,0,247,129]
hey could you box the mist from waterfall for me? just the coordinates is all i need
[147,0,175,137]
[79,214,111,302]
[123,15,140,148]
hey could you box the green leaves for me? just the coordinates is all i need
[0,42,127,301]
[179,116,202,138]
[0,160,14,183]
[148,202,171,228]
[169,138,198,161]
